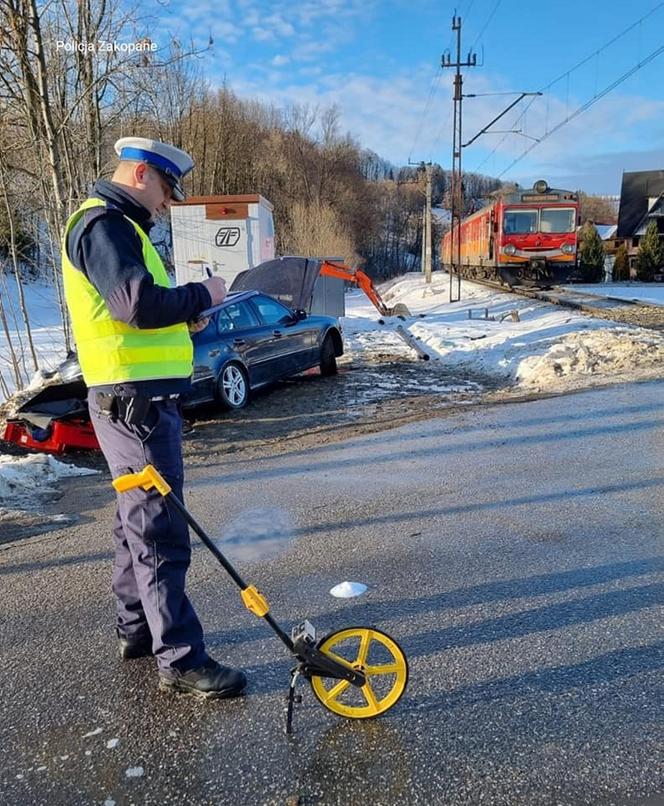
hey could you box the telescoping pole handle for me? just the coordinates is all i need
[113,464,172,496]
[113,465,293,649]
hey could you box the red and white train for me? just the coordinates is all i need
[441,180,580,286]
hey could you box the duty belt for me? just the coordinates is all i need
[95,392,180,426]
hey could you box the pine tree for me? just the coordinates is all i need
[636,220,664,282]
[612,243,629,281]
[579,222,605,282]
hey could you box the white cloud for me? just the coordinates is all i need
[290,0,371,27]
[244,9,261,26]
[252,26,274,42]
[291,39,338,62]
[263,14,295,37]
[213,20,241,45]
[298,65,324,77]
[232,67,437,160]
[157,0,664,195]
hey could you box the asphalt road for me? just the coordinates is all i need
[1,380,662,806]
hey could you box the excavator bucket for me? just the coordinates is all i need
[386,302,411,318]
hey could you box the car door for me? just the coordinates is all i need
[216,299,273,387]
[248,295,310,376]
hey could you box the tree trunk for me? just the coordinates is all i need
[0,154,39,372]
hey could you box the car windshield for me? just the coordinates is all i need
[503,210,538,234]
[540,208,576,233]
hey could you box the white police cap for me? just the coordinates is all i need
[114,137,194,201]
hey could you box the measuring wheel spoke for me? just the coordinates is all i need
[365,662,401,676]
[323,678,351,706]
[323,648,354,670]
[355,628,372,666]
[362,680,380,713]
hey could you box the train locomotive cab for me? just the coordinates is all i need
[497,181,579,287]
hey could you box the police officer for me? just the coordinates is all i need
[62,137,246,699]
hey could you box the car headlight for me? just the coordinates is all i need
[561,242,575,255]
[503,243,517,256]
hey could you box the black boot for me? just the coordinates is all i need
[117,630,153,660]
[158,659,247,699]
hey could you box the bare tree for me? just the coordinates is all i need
[0,142,39,372]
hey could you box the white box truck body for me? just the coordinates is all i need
[171,194,275,287]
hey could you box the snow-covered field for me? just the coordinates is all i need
[0,274,68,398]
[342,273,664,394]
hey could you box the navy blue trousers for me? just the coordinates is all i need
[88,390,208,675]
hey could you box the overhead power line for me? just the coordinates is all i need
[408,70,444,163]
[471,0,503,50]
[470,1,664,175]
[497,41,664,178]
[539,1,664,94]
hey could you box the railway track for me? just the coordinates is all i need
[453,273,664,332]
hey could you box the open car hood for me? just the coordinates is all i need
[229,257,323,312]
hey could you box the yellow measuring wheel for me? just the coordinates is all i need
[311,627,408,719]
[113,465,409,733]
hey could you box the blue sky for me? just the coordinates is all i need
[147,0,664,193]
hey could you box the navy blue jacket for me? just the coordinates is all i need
[65,180,211,397]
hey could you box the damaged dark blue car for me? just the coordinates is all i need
[186,290,343,410]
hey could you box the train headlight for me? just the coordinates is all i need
[503,243,517,256]
[561,242,575,254]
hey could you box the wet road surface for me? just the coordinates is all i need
[0,381,662,805]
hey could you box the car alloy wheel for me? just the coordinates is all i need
[217,363,248,409]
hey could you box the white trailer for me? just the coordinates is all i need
[171,194,275,287]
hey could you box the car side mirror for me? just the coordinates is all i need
[293,309,307,321]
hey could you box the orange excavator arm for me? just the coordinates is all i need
[319,261,409,317]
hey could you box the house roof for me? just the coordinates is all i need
[634,194,664,236]
[617,170,664,238]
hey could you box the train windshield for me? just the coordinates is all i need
[503,210,538,234]
[540,208,576,233]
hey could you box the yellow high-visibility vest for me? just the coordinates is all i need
[62,197,193,386]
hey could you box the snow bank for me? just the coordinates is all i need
[0,453,98,511]
[3,273,664,408]
[516,328,664,390]
[342,273,664,394]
